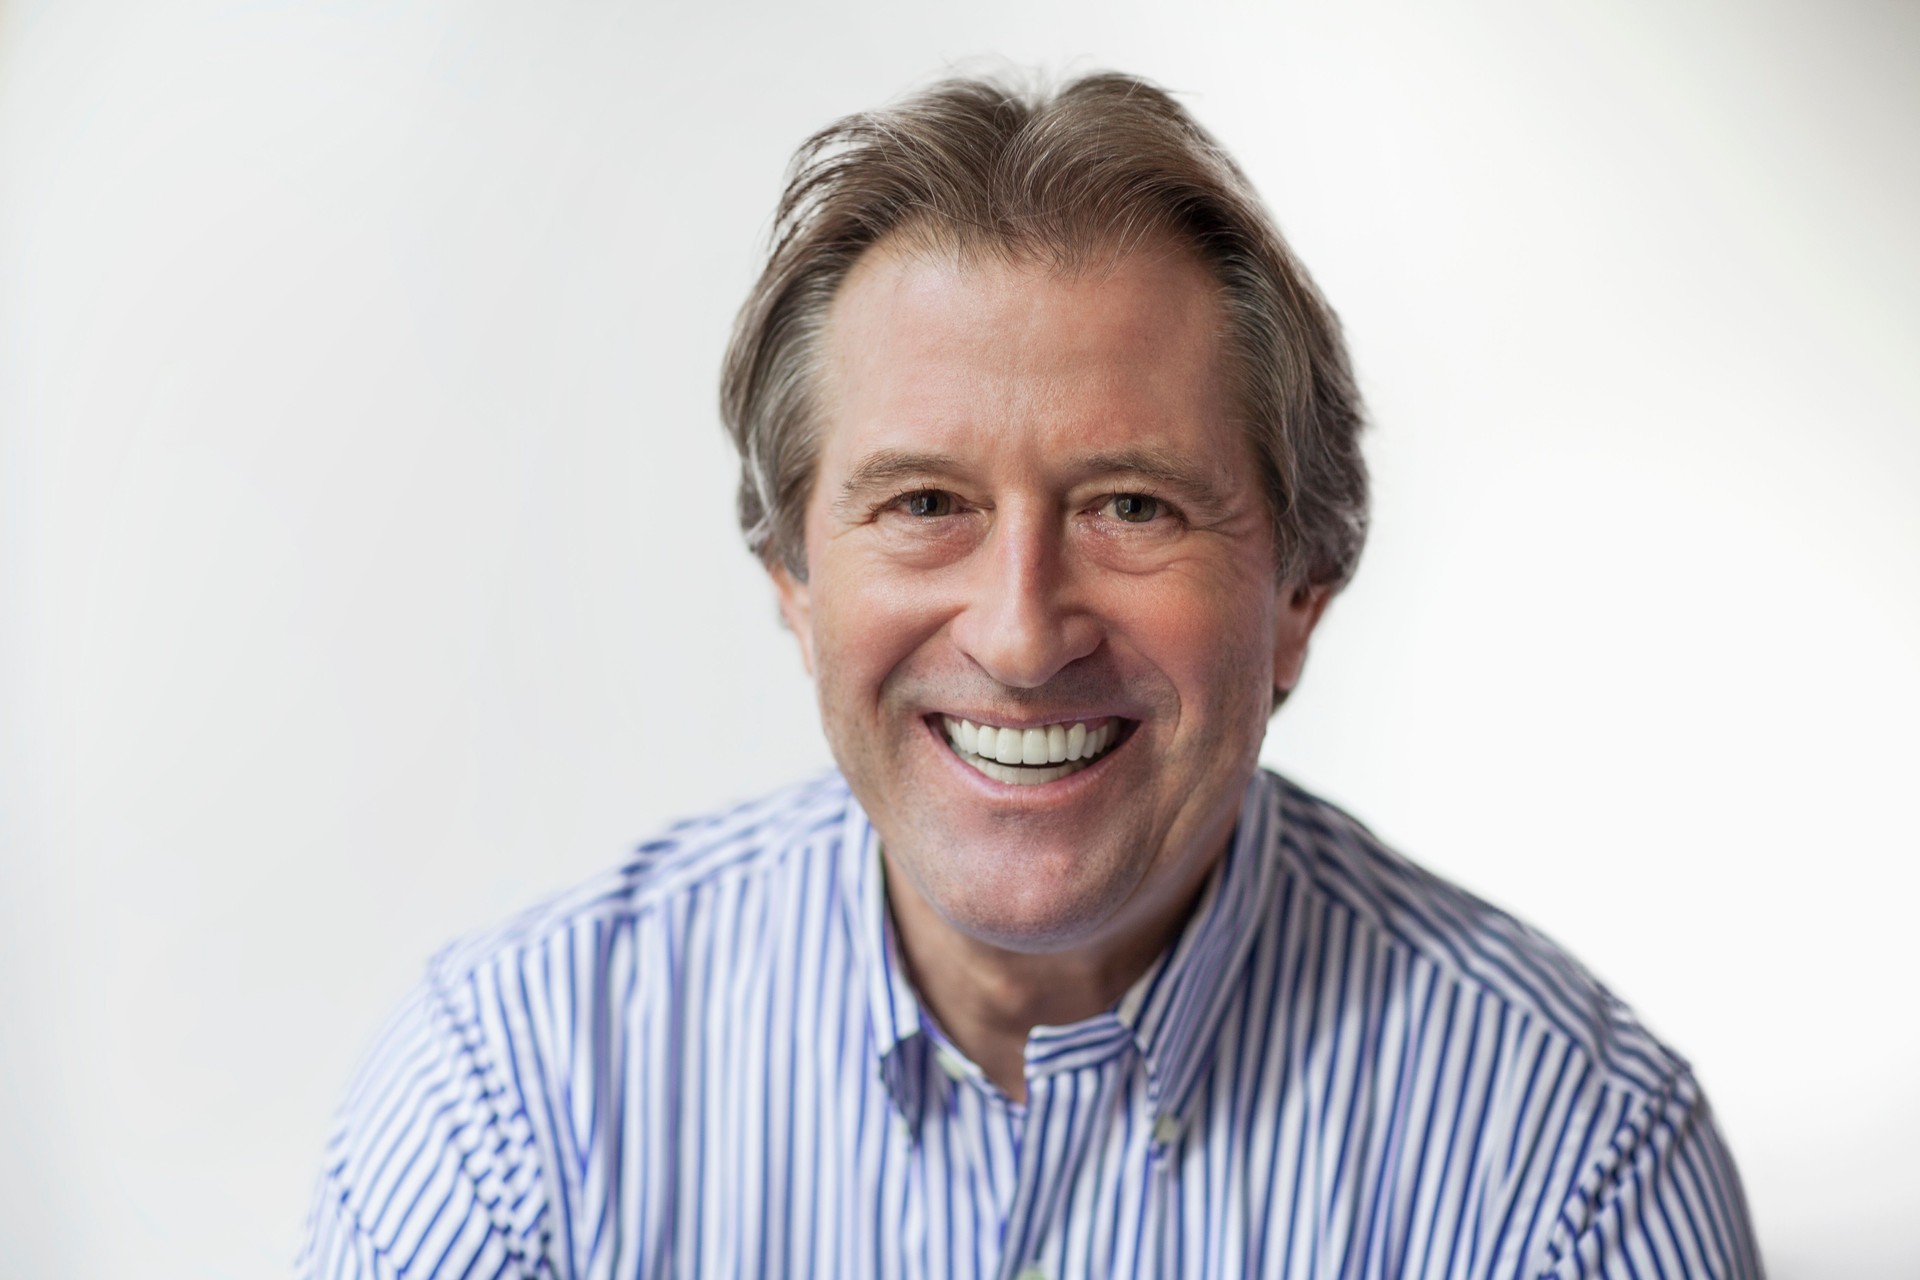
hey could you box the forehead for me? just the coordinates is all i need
[815,237,1239,472]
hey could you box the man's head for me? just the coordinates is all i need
[725,72,1367,596]
[720,72,1368,965]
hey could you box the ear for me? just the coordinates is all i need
[1272,582,1333,698]
[769,562,818,678]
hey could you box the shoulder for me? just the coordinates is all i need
[413,770,855,1118]
[1263,772,1761,1272]
[430,769,852,989]
[302,772,855,1276]
[1264,769,1688,1101]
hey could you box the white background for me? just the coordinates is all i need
[2,0,1915,1275]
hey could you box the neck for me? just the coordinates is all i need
[881,843,1223,1103]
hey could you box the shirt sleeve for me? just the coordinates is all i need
[1535,1077,1763,1279]
[298,964,557,1279]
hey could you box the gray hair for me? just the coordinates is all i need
[720,71,1369,590]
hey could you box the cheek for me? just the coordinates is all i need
[1114,577,1278,720]
[808,552,952,705]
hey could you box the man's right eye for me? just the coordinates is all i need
[899,490,955,518]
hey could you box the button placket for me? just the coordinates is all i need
[993,1054,1131,1280]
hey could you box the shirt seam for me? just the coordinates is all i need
[1533,1073,1700,1277]
[423,956,554,1280]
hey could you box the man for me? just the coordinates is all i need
[302,73,1760,1278]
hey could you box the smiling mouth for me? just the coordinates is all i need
[936,714,1128,786]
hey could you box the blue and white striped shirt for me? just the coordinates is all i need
[301,769,1760,1278]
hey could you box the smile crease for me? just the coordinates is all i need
[939,715,1121,786]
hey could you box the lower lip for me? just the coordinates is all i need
[922,717,1133,798]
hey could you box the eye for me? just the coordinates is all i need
[1106,493,1161,523]
[897,489,956,518]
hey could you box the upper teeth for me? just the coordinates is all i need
[941,715,1116,766]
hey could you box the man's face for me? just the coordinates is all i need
[772,238,1328,960]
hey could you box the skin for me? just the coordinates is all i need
[771,236,1330,1100]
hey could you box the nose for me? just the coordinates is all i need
[948,508,1101,689]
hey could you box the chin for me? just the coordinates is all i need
[907,828,1143,955]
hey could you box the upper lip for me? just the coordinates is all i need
[929,710,1132,730]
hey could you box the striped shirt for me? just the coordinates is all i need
[300,768,1760,1278]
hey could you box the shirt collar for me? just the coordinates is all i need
[836,770,1283,1131]
[1114,770,1282,1122]
[837,794,930,1129]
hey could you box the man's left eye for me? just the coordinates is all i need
[1107,493,1161,523]
[899,490,955,518]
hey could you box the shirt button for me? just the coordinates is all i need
[935,1047,969,1081]
[1152,1114,1182,1147]
[1014,1268,1047,1280]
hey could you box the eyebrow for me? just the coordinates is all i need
[834,450,966,516]
[1076,448,1232,517]
[833,445,1234,519]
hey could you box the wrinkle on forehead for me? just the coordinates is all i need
[819,234,1233,436]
